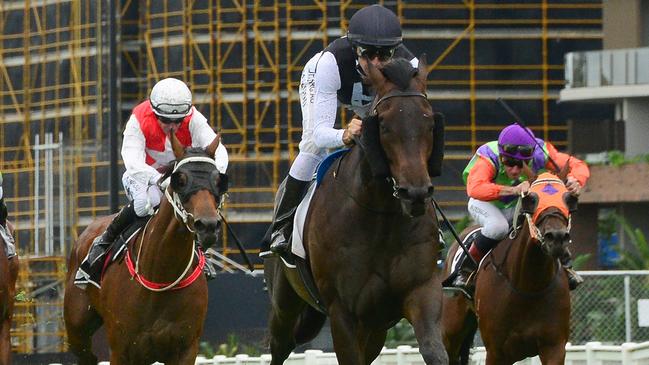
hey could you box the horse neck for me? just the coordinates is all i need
[340,147,401,213]
[134,197,196,282]
[505,223,558,291]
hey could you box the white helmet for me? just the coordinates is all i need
[149,78,193,118]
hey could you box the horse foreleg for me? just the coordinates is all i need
[268,269,308,365]
[538,344,566,365]
[328,301,364,365]
[0,318,11,365]
[403,284,449,364]
[363,330,387,365]
[63,286,102,365]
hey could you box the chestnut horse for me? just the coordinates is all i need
[0,222,19,365]
[264,56,448,364]
[442,172,577,364]
[64,135,226,365]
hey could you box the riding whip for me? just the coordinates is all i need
[219,213,255,272]
[432,197,477,265]
[496,98,561,172]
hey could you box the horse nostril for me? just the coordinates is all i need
[194,218,220,234]
[544,230,569,243]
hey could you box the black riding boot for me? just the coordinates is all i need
[560,249,583,290]
[263,176,309,257]
[0,198,7,227]
[451,232,500,289]
[79,203,138,275]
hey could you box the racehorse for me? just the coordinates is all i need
[264,56,448,364]
[64,135,226,365]
[442,170,577,365]
[0,221,19,365]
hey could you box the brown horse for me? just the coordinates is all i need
[0,221,19,365]
[442,172,577,364]
[264,56,448,364]
[64,135,226,365]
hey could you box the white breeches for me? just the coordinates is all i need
[467,198,516,241]
[122,172,163,217]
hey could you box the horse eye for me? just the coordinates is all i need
[171,171,188,190]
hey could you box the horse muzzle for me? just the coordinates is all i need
[541,228,570,257]
[393,184,434,217]
[193,217,221,248]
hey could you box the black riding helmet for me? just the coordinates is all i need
[347,5,402,48]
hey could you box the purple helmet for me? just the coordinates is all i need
[498,124,536,160]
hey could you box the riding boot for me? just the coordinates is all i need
[264,176,310,256]
[560,249,584,290]
[0,198,7,227]
[452,232,500,289]
[77,203,138,281]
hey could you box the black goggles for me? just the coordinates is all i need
[355,45,396,61]
[501,156,525,168]
[157,115,184,124]
[499,144,534,158]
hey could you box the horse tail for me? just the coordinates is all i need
[293,306,326,345]
[459,313,478,365]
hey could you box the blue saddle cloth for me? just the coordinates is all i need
[316,149,350,186]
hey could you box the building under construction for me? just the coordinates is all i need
[0,0,608,355]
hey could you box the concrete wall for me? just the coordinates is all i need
[603,0,643,49]
[622,98,649,156]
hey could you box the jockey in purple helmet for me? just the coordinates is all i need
[443,123,590,295]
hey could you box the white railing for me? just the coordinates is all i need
[193,342,649,365]
[44,342,649,364]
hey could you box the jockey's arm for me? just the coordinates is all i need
[121,116,163,184]
[188,109,229,173]
[545,142,590,187]
[466,156,524,200]
[311,52,348,149]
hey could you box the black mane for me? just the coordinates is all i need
[381,57,418,90]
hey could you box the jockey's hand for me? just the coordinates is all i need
[516,181,531,195]
[342,117,363,146]
[566,176,582,196]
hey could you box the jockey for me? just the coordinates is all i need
[75,78,228,287]
[447,123,590,291]
[0,172,16,260]
[259,4,419,257]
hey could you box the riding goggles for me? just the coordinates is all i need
[157,115,185,124]
[499,144,534,158]
[501,156,525,168]
[152,102,192,118]
[355,45,396,61]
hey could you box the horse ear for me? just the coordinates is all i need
[522,163,537,182]
[416,53,428,84]
[170,132,185,159]
[205,134,221,158]
[563,192,579,213]
[521,192,539,215]
[364,58,386,92]
[558,158,571,183]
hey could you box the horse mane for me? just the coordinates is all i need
[380,57,418,90]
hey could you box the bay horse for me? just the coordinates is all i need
[64,135,226,365]
[442,171,577,365]
[0,221,19,365]
[264,56,448,364]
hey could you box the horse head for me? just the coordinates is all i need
[520,171,578,258]
[361,55,444,216]
[162,133,228,248]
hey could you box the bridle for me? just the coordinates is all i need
[164,156,225,232]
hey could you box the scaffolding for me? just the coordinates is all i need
[0,0,603,353]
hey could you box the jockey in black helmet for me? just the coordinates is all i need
[260,4,419,257]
